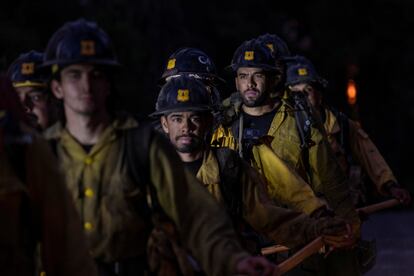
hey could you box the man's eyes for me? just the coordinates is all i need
[190,117,201,123]
[91,70,105,78]
[68,72,81,79]
[66,70,105,79]
[28,93,46,102]
[238,73,264,79]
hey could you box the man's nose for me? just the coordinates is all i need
[82,74,92,92]
[247,75,256,88]
[182,119,195,132]
[22,95,34,112]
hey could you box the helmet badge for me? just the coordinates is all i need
[81,40,96,56]
[244,51,254,61]
[177,89,190,102]
[298,68,308,76]
[167,58,176,70]
[21,63,35,75]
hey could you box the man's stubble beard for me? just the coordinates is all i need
[175,135,204,154]
[242,89,270,107]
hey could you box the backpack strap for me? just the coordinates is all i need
[215,147,271,254]
[124,120,160,218]
[329,107,354,165]
[214,147,243,217]
[286,92,315,181]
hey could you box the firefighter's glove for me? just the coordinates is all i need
[307,217,355,249]
[390,187,412,205]
[309,206,335,219]
[323,222,359,250]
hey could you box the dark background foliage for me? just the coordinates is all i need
[1,0,413,190]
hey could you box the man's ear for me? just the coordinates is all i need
[234,76,240,91]
[160,116,169,134]
[50,79,63,99]
[273,74,282,87]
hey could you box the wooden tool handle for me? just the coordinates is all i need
[269,199,401,274]
[357,198,400,214]
[278,237,324,274]
[261,244,289,255]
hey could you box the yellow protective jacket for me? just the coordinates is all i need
[44,117,250,276]
[0,126,96,276]
[212,100,359,223]
[196,148,327,248]
[323,108,397,195]
[211,127,325,215]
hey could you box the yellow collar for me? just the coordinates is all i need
[44,117,138,156]
[324,109,341,135]
[196,149,221,185]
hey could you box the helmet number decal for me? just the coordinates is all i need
[177,89,190,102]
[244,51,254,61]
[21,63,35,75]
[266,43,274,53]
[198,56,210,65]
[81,40,96,56]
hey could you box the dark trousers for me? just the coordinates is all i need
[285,248,361,276]
[96,257,150,276]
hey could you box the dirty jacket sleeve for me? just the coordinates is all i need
[149,134,249,276]
[348,120,397,195]
[308,125,360,223]
[240,160,321,248]
[27,136,97,276]
[251,143,325,215]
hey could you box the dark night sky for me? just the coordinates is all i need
[1,0,414,190]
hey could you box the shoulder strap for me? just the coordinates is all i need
[288,92,314,181]
[214,147,243,217]
[124,120,161,217]
[329,108,354,164]
[289,92,314,149]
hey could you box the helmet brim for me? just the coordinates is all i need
[150,105,211,118]
[286,77,328,89]
[225,63,277,73]
[39,59,121,71]
[158,72,226,87]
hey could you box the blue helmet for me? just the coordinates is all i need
[7,51,48,89]
[160,47,224,84]
[284,56,327,88]
[256,33,291,60]
[42,18,120,75]
[151,75,213,117]
[228,39,277,72]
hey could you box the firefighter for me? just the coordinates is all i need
[284,55,411,206]
[42,18,279,276]
[7,51,56,130]
[211,38,361,276]
[153,75,353,251]
[160,47,326,216]
[159,47,224,126]
[0,75,97,276]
